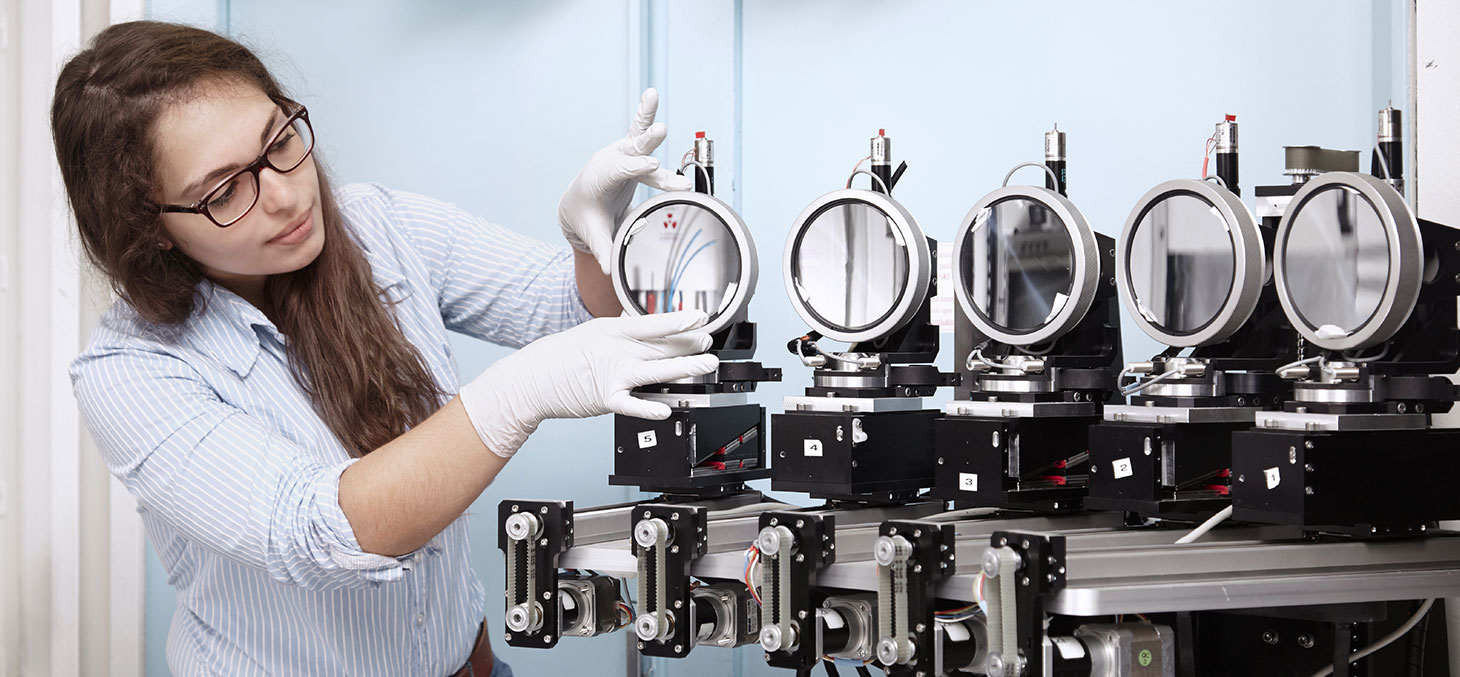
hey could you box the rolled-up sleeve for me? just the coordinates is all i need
[73,343,415,591]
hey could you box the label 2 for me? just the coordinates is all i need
[637,430,657,449]
[804,439,823,457]
[1112,457,1133,479]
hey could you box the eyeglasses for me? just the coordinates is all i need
[159,101,315,228]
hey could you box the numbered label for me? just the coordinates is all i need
[804,439,823,457]
[1112,457,1134,479]
[1051,636,1087,659]
[1264,467,1282,490]
[959,473,979,492]
[637,430,657,449]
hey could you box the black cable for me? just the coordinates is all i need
[823,660,842,677]
[1405,600,1431,677]
[888,161,908,190]
[855,665,875,677]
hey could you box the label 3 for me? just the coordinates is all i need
[959,473,978,492]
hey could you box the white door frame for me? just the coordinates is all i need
[2,0,146,675]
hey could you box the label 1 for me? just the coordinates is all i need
[1264,467,1282,490]
[1051,636,1086,659]
[959,473,979,492]
[1112,457,1134,479]
[637,430,657,449]
[804,439,823,457]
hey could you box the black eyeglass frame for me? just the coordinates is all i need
[158,101,314,228]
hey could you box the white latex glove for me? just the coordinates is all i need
[458,310,718,458]
[558,88,694,275]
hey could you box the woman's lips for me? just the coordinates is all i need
[269,213,313,245]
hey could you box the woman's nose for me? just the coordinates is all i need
[257,167,299,215]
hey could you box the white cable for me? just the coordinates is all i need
[1307,599,1435,677]
[1121,369,1178,396]
[1001,161,1060,189]
[1202,174,1229,189]
[1175,505,1234,544]
[796,338,863,369]
[966,347,1008,373]
[1275,355,1323,375]
[1373,143,1393,181]
[1342,343,1390,363]
[680,159,712,192]
[844,168,890,193]
[845,154,872,186]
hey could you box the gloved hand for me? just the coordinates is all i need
[558,88,694,276]
[458,310,718,458]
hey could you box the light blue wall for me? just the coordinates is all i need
[138,2,1407,675]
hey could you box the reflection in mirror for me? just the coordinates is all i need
[1283,186,1390,336]
[620,202,741,319]
[963,198,1074,334]
[1127,193,1235,335]
[793,200,909,331]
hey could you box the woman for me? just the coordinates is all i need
[54,21,717,676]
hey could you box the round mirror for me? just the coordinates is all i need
[791,201,908,331]
[1281,186,1390,337]
[783,190,931,343]
[613,193,758,335]
[953,186,1099,346]
[1127,193,1235,335]
[1274,172,1420,351]
[1117,180,1263,348]
[964,198,1073,334]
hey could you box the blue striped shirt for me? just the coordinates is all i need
[72,183,595,676]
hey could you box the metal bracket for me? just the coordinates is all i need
[756,511,837,671]
[499,499,575,648]
[631,504,708,658]
[873,520,957,676]
[983,530,1067,677]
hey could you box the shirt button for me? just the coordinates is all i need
[416,613,426,626]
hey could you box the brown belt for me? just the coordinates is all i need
[451,620,494,677]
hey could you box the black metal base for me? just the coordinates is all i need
[1232,427,1460,533]
[610,404,770,495]
[1086,420,1243,519]
[930,415,1093,512]
[770,409,939,502]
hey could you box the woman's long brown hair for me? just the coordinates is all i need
[52,21,444,457]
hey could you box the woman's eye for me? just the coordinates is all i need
[210,182,238,208]
[271,130,296,153]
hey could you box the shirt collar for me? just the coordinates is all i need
[190,281,270,379]
[185,246,409,379]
